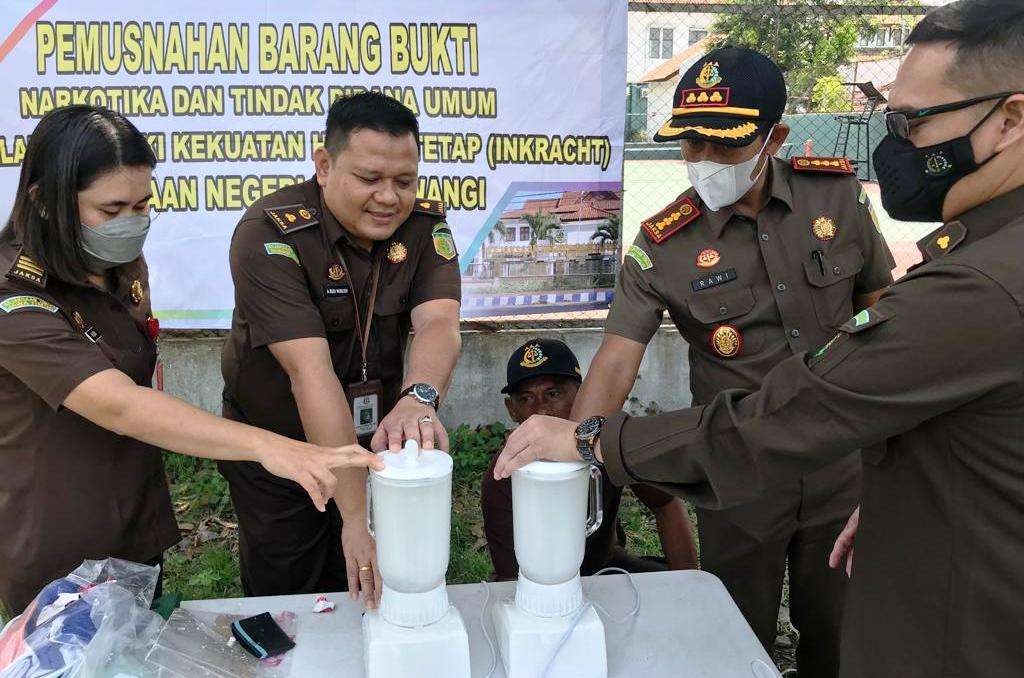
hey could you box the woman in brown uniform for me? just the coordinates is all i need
[0,105,382,617]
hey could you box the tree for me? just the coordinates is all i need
[711,1,873,113]
[591,214,621,245]
[482,220,511,276]
[812,75,852,113]
[522,211,563,260]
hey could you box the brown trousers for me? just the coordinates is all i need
[697,453,861,678]
[218,400,349,596]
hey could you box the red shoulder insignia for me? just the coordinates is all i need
[790,156,854,175]
[641,197,701,244]
[264,203,320,235]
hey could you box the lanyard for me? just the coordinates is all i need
[334,247,381,383]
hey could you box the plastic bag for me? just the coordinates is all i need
[146,608,297,678]
[0,558,163,678]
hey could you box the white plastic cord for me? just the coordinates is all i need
[478,581,499,678]
[540,568,641,678]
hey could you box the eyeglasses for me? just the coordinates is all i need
[884,91,1019,140]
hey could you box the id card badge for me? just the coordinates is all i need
[348,379,383,438]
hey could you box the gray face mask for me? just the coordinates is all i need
[80,213,150,270]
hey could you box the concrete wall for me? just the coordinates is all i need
[156,326,693,429]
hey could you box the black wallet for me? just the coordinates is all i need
[231,612,296,659]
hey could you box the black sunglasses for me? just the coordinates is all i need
[884,91,1018,140]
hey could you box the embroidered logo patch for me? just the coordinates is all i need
[0,295,58,313]
[264,242,299,265]
[626,245,653,271]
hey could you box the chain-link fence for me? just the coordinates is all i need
[467,0,937,326]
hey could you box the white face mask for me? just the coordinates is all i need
[686,131,774,212]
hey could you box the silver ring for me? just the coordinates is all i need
[418,416,434,424]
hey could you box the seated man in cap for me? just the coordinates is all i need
[570,47,895,677]
[480,338,697,580]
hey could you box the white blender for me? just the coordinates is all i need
[362,441,471,678]
[492,459,607,678]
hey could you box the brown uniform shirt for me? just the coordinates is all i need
[605,157,894,529]
[0,241,179,615]
[601,185,1024,677]
[221,178,461,438]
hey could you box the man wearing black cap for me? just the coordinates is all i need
[568,48,895,675]
[480,338,697,580]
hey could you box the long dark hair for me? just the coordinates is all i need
[0,105,156,283]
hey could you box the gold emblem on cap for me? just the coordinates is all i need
[696,61,722,89]
[327,264,345,281]
[387,242,408,263]
[520,343,549,369]
[711,325,742,358]
[130,280,144,305]
[812,216,838,241]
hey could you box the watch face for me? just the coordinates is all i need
[414,383,438,402]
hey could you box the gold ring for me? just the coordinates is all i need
[419,416,433,424]
[359,565,372,572]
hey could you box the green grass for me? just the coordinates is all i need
[162,422,668,600]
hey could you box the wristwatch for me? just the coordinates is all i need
[575,416,606,467]
[400,383,440,410]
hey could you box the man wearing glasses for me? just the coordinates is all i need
[493,1,1024,675]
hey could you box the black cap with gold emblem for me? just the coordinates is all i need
[654,46,786,147]
[501,338,582,394]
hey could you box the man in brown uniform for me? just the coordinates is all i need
[481,338,697,580]
[219,92,462,604]
[571,47,894,676]
[496,2,1024,675]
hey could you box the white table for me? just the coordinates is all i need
[183,570,781,678]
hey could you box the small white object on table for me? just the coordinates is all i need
[183,570,781,677]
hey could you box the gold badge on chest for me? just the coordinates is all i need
[130,279,144,305]
[811,216,838,242]
[710,325,742,358]
[327,263,346,281]
[387,242,408,264]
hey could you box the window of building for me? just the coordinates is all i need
[649,27,673,59]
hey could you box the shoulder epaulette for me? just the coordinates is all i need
[264,203,320,235]
[6,251,47,287]
[413,199,446,219]
[790,156,854,175]
[918,221,967,262]
[641,196,701,244]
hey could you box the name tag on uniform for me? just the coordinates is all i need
[690,268,737,292]
[348,379,383,438]
[324,284,351,298]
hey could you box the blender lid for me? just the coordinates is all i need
[516,459,589,477]
[372,440,453,480]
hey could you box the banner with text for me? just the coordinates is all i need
[0,0,626,327]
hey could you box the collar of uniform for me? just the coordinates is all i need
[917,184,1024,261]
[706,158,793,239]
[956,184,1024,245]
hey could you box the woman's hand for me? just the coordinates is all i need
[256,439,383,512]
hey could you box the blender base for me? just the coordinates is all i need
[362,605,471,678]
[492,597,607,678]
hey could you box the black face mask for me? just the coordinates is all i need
[872,102,1003,223]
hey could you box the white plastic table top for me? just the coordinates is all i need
[183,570,781,678]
